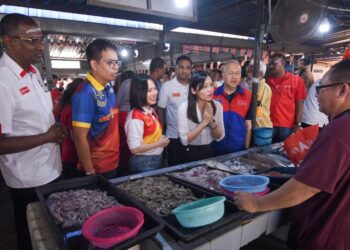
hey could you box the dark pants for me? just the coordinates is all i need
[62,162,80,178]
[78,168,118,179]
[273,127,293,143]
[183,144,212,163]
[7,175,62,250]
[167,138,188,166]
[129,154,162,174]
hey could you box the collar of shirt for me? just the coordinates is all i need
[86,72,109,91]
[142,106,154,115]
[2,52,37,79]
[214,84,244,97]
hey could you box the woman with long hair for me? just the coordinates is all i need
[125,74,169,174]
[59,78,84,178]
[177,71,224,162]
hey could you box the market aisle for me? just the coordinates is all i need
[0,173,17,250]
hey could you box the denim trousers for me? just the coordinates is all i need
[129,154,162,174]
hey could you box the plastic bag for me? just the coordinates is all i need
[283,125,319,165]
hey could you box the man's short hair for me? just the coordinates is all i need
[328,60,350,82]
[86,39,117,69]
[270,53,287,65]
[300,57,312,66]
[149,56,166,73]
[0,13,37,37]
[224,60,241,72]
[176,55,192,66]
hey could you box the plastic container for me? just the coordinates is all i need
[82,206,144,249]
[254,127,273,146]
[220,175,270,193]
[172,196,226,228]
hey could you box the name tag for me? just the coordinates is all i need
[19,86,30,95]
[237,100,247,106]
[172,92,181,97]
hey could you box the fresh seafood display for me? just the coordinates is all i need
[118,176,198,216]
[221,158,257,174]
[171,166,230,192]
[47,189,121,228]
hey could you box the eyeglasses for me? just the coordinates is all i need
[12,35,46,45]
[104,59,122,69]
[268,59,282,67]
[316,82,349,94]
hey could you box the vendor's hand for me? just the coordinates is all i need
[45,124,66,144]
[202,102,214,125]
[234,191,259,213]
[158,135,170,148]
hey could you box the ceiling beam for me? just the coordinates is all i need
[0,14,256,48]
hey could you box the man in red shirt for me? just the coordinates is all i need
[50,74,63,121]
[267,53,307,142]
[235,60,350,250]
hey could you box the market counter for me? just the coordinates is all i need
[28,143,291,250]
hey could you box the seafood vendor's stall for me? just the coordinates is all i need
[28,143,293,250]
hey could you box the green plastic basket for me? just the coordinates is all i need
[172,196,226,228]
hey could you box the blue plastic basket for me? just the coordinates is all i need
[219,175,270,193]
[172,196,226,228]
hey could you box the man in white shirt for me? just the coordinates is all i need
[302,79,329,128]
[0,14,65,250]
[158,55,192,166]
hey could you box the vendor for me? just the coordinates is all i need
[234,60,350,250]
[125,74,169,174]
[177,71,224,162]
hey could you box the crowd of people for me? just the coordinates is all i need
[0,13,349,250]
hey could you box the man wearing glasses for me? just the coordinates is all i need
[267,53,307,142]
[235,60,350,250]
[0,14,65,250]
[72,39,120,178]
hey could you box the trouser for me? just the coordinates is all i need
[7,175,62,250]
[167,138,188,166]
[272,127,293,143]
[78,168,119,179]
[62,162,79,178]
[129,154,162,174]
[182,144,212,163]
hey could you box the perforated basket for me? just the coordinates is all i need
[82,206,144,249]
[172,196,226,228]
[219,175,270,193]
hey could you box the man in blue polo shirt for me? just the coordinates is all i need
[212,60,253,155]
[72,39,120,178]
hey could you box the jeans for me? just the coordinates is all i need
[273,127,293,143]
[129,154,162,174]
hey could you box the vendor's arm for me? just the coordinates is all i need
[235,178,320,213]
[0,124,65,155]
[245,120,252,149]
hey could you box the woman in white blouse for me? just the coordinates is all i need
[177,71,225,163]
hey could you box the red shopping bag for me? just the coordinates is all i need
[283,125,319,166]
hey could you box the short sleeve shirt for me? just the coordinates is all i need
[287,111,350,250]
[72,73,120,173]
[267,72,307,128]
[0,53,62,188]
[157,77,189,138]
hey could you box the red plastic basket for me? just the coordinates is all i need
[82,206,144,249]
